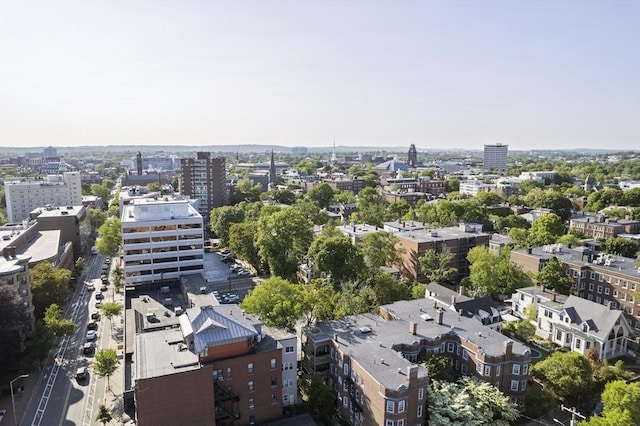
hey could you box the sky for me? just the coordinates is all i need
[1,0,639,151]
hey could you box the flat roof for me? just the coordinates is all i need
[135,328,199,380]
[395,226,489,243]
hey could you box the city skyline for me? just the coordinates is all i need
[1,0,639,151]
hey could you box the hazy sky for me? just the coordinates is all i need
[1,0,639,151]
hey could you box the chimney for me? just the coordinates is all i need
[552,292,557,302]
[333,333,338,342]
[527,247,533,254]
[567,243,572,249]
[458,286,465,296]
[409,321,417,335]
[503,339,513,356]
[9,246,16,258]
[407,365,418,379]
[2,247,9,259]
[436,308,444,325]
[607,301,614,310]
[451,295,457,305]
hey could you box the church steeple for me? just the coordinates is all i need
[331,138,337,163]
[269,149,276,184]
[408,144,417,168]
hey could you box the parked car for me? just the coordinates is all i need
[220,249,230,255]
[237,270,251,276]
[91,311,100,320]
[83,342,94,355]
[100,284,107,292]
[104,258,111,264]
[76,366,88,381]
[87,320,98,330]
[86,330,96,341]
[95,291,104,300]
[222,294,240,304]
[95,301,103,308]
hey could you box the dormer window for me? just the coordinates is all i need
[582,324,588,332]
[565,316,570,323]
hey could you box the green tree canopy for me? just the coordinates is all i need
[419,250,457,283]
[96,217,122,258]
[475,191,504,206]
[601,236,639,259]
[370,271,411,306]
[384,200,411,221]
[354,187,388,227]
[230,177,263,204]
[300,376,335,417]
[241,276,304,329]
[306,183,335,208]
[100,301,123,334]
[524,189,573,222]
[300,281,336,325]
[30,262,71,318]
[94,348,119,390]
[96,404,113,425]
[580,380,640,426]
[43,303,76,337]
[428,377,519,426]
[228,221,263,273]
[527,213,565,247]
[307,234,364,284]
[0,284,29,375]
[494,214,531,234]
[467,247,527,297]
[209,205,245,246]
[272,189,297,205]
[146,182,162,192]
[419,353,458,382]
[360,231,402,269]
[531,352,594,405]
[585,188,624,212]
[537,256,573,294]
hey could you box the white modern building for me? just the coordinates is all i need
[483,144,508,172]
[121,198,204,285]
[4,172,82,223]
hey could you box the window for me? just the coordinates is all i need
[397,420,405,426]
[457,345,461,355]
[286,345,294,353]
[589,283,594,291]
[272,394,278,404]
[227,367,232,379]
[386,421,394,426]
[586,341,591,350]
[496,365,501,376]
[484,365,491,376]
[271,358,276,370]
[622,281,628,289]
[512,364,520,375]
[597,286,603,294]
[214,369,223,381]
[462,350,469,360]
[522,364,529,375]
[398,400,405,413]
[461,365,467,375]
[343,396,348,407]
[521,380,527,391]
[598,274,603,282]
[511,380,519,391]
[248,363,254,374]
[590,272,595,280]
[344,364,349,375]
[575,338,581,349]
[248,381,254,391]
[343,381,348,391]
[272,376,278,387]
[417,405,423,417]
[418,387,424,400]
[596,296,601,304]
[248,398,255,410]
[621,293,626,301]
[604,288,610,295]
[447,342,455,353]
[386,400,395,413]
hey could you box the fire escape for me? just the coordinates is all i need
[214,381,240,425]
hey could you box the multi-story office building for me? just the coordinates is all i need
[180,152,227,222]
[4,172,82,223]
[30,205,90,257]
[121,198,204,285]
[483,144,508,172]
[302,299,530,425]
[394,224,490,282]
[510,245,640,332]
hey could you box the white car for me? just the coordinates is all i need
[237,270,251,276]
[86,330,97,341]
[85,281,95,291]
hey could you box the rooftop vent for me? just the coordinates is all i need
[359,326,372,333]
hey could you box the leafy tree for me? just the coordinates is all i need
[502,319,535,342]
[306,183,335,208]
[411,282,427,299]
[292,199,330,225]
[354,187,388,227]
[428,377,519,426]
[0,284,29,375]
[241,276,304,329]
[585,188,624,212]
[580,380,640,426]
[527,213,565,247]
[370,271,411,306]
[602,236,639,259]
[419,250,457,283]
[146,182,162,192]
[91,183,111,202]
[96,404,113,425]
[385,200,411,221]
[43,304,76,337]
[416,199,485,227]
[621,188,640,207]
[30,262,71,318]
[96,217,122,258]
[419,353,457,382]
[89,208,107,233]
[444,178,460,193]
[100,302,123,335]
[94,348,119,391]
[209,205,245,246]
[467,247,527,297]
[228,221,262,273]
[272,189,297,205]
[360,231,402,269]
[508,227,529,249]
[333,281,376,318]
[333,189,357,204]
[557,233,583,247]
[475,191,503,206]
[301,376,335,416]
[300,281,336,325]
[523,304,538,321]
[537,256,572,294]
[308,235,364,284]
[111,263,124,293]
[295,158,323,176]
[256,208,313,279]
[230,177,263,204]
[524,189,573,222]
[494,214,530,234]
[531,352,594,405]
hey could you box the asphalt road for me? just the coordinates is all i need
[21,255,116,426]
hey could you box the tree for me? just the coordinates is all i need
[228,221,263,273]
[301,376,335,416]
[524,189,573,222]
[621,188,640,207]
[360,231,402,269]
[557,233,583,247]
[354,187,388,227]
[272,189,297,205]
[475,191,503,206]
[94,348,119,391]
[370,271,411,306]
[241,277,304,329]
[99,302,123,335]
[523,304,538,321]
[333,281,377,318]
[308,234,365,284]
[30,262,71,318]
[256,208,313,279]
[306,183,334,208]
[0,284,29,375]
[43,304,76,337]
[467,247,527,297]
[333,189,356,204]
[585,188,623,212]
[146,182,162,192]
[419,250,457,283]
[96,217,122,258]
[502,319,535,342]
[419,353,457,382]
[508,227,529,249]
[111,263,124,294]
[602,237,639,259]
[300,281,336,325]
[527,213,565,247]
[531,352,594,405]
[385,200,411,221]
[581,381,640,426]
[209,205,245,246]
[96,404,113,425]
[494,214,530,234]
[89,208,107,233]
[91,183,111,202]
[428,377,519,426]
[537,256,572,294]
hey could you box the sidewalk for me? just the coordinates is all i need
[0,361,47,426]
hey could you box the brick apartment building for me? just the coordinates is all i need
[569,213,640,240]
[510,244,640,332]
[180,152,227,223]
[302,299,530,425]
[30,205,90,257]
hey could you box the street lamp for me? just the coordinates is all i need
[10,374,28,426]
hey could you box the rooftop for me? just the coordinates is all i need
[394,224,488,243]
[134,328,199,380]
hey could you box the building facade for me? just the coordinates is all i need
[121,198,204,285]
[31,205,90,257]
[569,213,640,241]
[483,144,508,172]
[180,152,227,222]
[4,172,82,223]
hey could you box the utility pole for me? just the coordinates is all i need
[555,405,585,426]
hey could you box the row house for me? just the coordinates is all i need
[569,213,640,241]
[510,245,640,332]
[512,287,632,360]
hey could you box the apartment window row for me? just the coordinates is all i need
[385,399,407,413]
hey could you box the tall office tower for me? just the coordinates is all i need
[408,144,418,167]
[180,152,227,222]
[4,172,82,223]
[483,143,508,171]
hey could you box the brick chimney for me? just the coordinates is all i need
[407,365,418,379]
[409,321,417,335]
[503,339,513,356]
[436,308,444,325]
